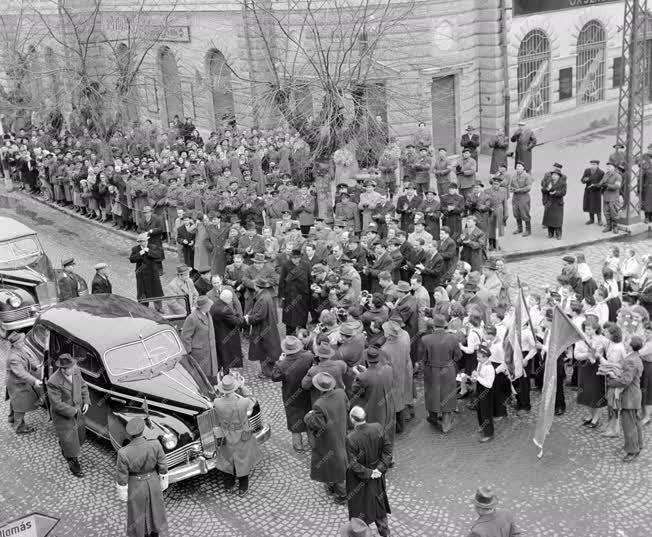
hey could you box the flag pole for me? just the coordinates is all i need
[517,276,538,343]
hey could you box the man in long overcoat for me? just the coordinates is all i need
[47,354,90,477]
[381,321,413,434]
[510,121,537,172]
[205,212,231,275]
[115,418,169,537]
[58,257,87,301]
[271,336,314,452]
[91,263,112,294]
[181,296,219,383]
[421,315,461,433]
[304,372,349,504]
[5,332,43,434]
[581,160,604,225]
[346,406,393,537]
[488,129,509,174]
[541,170,567,239]
[278,249,311,333]
[351,346,396,444]
[129,233,164,302]
[210,289,244,371]
[245,278,282,378]
[460,216,486,273]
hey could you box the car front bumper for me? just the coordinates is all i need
[0,315,37,333]
[168,423,271,484]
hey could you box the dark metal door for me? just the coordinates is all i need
[431,75,456,154]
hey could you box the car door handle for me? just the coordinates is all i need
[110,396,127,404]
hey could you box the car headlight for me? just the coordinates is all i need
[160,432,178,450]
[8,296,22,308]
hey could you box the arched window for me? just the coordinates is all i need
[158,47,183,126]
[576,20,606,105]
[206,49,235,129]
[517,30,551,119]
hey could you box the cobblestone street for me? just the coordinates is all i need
[1,192,651,537]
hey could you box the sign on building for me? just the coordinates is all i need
[101,14,190,43]
[513,0,621,16]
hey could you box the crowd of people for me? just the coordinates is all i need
[5,115,652,537]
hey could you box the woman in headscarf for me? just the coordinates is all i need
[574,316,607,428]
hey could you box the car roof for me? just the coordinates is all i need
[39,294,173,356]
[0,217,37,242]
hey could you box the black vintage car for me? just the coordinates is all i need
[25,294,270,483]
[0,216,60,338]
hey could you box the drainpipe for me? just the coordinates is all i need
[500,0,511,135]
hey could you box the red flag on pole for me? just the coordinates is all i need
[503,291,523,379]
[533,304,585,458]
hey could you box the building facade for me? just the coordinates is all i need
[0,0,630,154]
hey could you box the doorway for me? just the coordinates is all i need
[431,75,457,154]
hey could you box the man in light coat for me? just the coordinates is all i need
[6,332,43,434]
[166,264,199,315]
[510,120,537,172]
[181,295,219,383]
[47,354,90,477]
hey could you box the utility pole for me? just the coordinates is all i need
[615,0,648,228]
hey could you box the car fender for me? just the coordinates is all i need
[109,408,196,450]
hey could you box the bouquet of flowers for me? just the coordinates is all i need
[333,148,355,167]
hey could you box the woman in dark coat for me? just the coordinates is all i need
[541,170,566,239]
[176,215,196,267]
[271,336,315,452]
[129,235,164,301]
[488,129,509,174]
[210,290,244,371]
[278,250,311,333]
[246,278,282,378]
[574,320,607,426]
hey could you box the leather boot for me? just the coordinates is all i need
[522,221,531,237]
[512,219,523,234]
[597,215,602,225]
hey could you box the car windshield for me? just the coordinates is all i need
[104,330,183,376]
[0,236,43,269]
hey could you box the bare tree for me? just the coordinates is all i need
[229,0,417,166]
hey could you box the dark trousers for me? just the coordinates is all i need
[547,227,561,239]
[224,472,249,491]
[395,410,406,434]
[512,376,531,411]
[491,367,509,417]
[621,409,643,454]
[555,356,566,412]
[300,225,311,236]
[475,384,494,438]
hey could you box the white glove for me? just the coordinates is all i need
[159,473,169,492]
[116,483,128,502]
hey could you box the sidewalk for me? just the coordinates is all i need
[4,119,651,261]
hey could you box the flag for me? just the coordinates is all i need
[503,279,530,379]
[533,304,585,457]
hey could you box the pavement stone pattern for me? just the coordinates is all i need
[1,191,651,536]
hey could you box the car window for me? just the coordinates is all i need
[0,236,42,269]
[104,330,183,376]
[73,343,103,377]
[30,323,50,349]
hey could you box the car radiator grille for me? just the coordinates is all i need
[0,306,32,322]
[165,440,201,468]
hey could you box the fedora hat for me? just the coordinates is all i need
[340,320,362,337]
[432,313,447,328]
[396,281,411,293]
[8,331,25,344]
[254,277,273,288]
[281,336,303,355]
[315,341,335,359]
[217,374,240,394]
[382,320,402,338]
[176,264,190,275]
[473,485,498,509]
[339,518,372,537]
[55,353,77,368]
[366,346,381,363]
[312,372,336,392]
[125,417,146,437]
[196,295,212,308]
[253,253,266,263]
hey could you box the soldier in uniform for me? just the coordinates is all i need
[293,184,316,236]
[581,159,604,225]
[485,177,508,250]
[400,144,417,184]
[461,125,480,170]
[439,182,465,241]
[335,191,361,234]
[5,332,43,434]
[413,147,432,195]
[465,181,491,234]
[460,215,486,273]
[358,180,383,233]
[511,120,537,172]
[265,189,289,234]
[599,161,623,234]
[508,161,533,237]
[455,149,477,201]
[115,417,169,537]
[58,257,87,301]
[433,147,453,195]
[396,182,423,233]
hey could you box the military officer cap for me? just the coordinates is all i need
[290,248,302,257]
[462,148,471,154]
[94,262,108,271]
[613,143,624,149]
[466,125,474,131]
[553,162,563,169]
[62,257,76,267]
[405,143,415,149]
[404,182,415,190]
[474,181,484,187]
[281,209,291,215]
[590,160,600,164]
[437,147,447,152]
[490,176,502,183]
[126,417,146,437]
[326,273,339,284]
[340,191,350,198]
[618,164,627,173]
[516,160,526,167]
[448,182,458,190]
[425,188,436,195]
[606,161,616,167]
[562,255,575,264]
[364,179,377,187]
